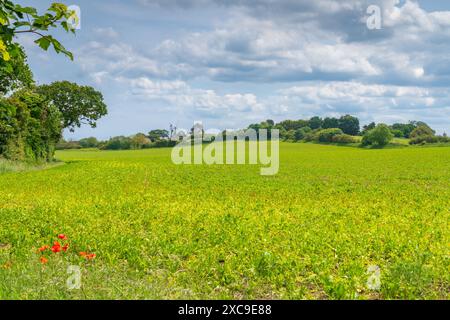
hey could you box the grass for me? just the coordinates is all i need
[0,159,62,174]
[0,143,449,299]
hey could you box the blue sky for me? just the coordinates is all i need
[15,0,450,139]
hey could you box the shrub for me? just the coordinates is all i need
[362,124,393,147]
[409,135,450,145]
[391,129,404,138]
[294,127,312,141]
[102,136,132,150]
[303,132,317,142]
[316,128,344,143]
[332,134,357,144]
[410,125,435,138]
[284,130,296,141]
[79,137,99,148]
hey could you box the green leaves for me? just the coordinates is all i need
[37,81,107,131]
[14,6,38,16]
[33,36,73,60]
[34,37,51,51]
[0,1,76,64]
[0,40,10,61]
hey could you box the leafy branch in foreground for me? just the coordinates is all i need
[0,0,76,67]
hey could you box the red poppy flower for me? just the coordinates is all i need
[86,253,96,260]
[62,243,69,252]
[51,241,61,253]
[40,257,48,264]
[38,245,49,252]
[79,252,96,260]
[58,234,67,240]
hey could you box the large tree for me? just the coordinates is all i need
[37,81,108,132]
[308,116,323,130]
[338,115,360,136]
[148,129,169,142]
[322,117,339,129]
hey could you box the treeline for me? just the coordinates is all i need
[57,130,176,151]
[62,115,449,152]
[248,116,448,147]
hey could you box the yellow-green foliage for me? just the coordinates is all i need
[0,143,448,299]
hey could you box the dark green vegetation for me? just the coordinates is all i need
[0,80,107,161]
[0,144,448,299]
[0,2,107,162]
[59,116,449,152]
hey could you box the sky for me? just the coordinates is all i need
[15,0,450,139]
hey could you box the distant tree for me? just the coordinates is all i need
[362,124,393,147]
[294,126,312,141]
[274,125,287,140]
[338,115,360,136]
[362,122,376,135]
[103,136,132,150]
[390,123,411,138]
[266,119,275,127]
[148,129,169,142]
[391,129,404,138]
[284,130,296,141]
[410,124,435,138]
[37,81,107,132]
[248,123,261,131]
[317,128,343,143]
[248,120,275,139]
[322,117,339,129]
[131,133,151,149]
[276,119,308,131]
[79,137,99,148]
[308,116,323,130]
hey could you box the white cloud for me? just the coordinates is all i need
[119,77,265,117]
[62,0,450,136]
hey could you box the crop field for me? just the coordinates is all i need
[0,143,448,299]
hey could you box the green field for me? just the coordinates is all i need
[0,143,448,299]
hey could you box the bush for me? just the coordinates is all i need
[294,127,312,141]
[391,129,404,138]
[362,124,393,147]
[316,128,344,143]
[79,137,99,148]
[283,130,296,141]
[332,134,358,144]
[409,135,450,145]
[303,132,317,142]
[102,136,132,150]
[410,125,435,138]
